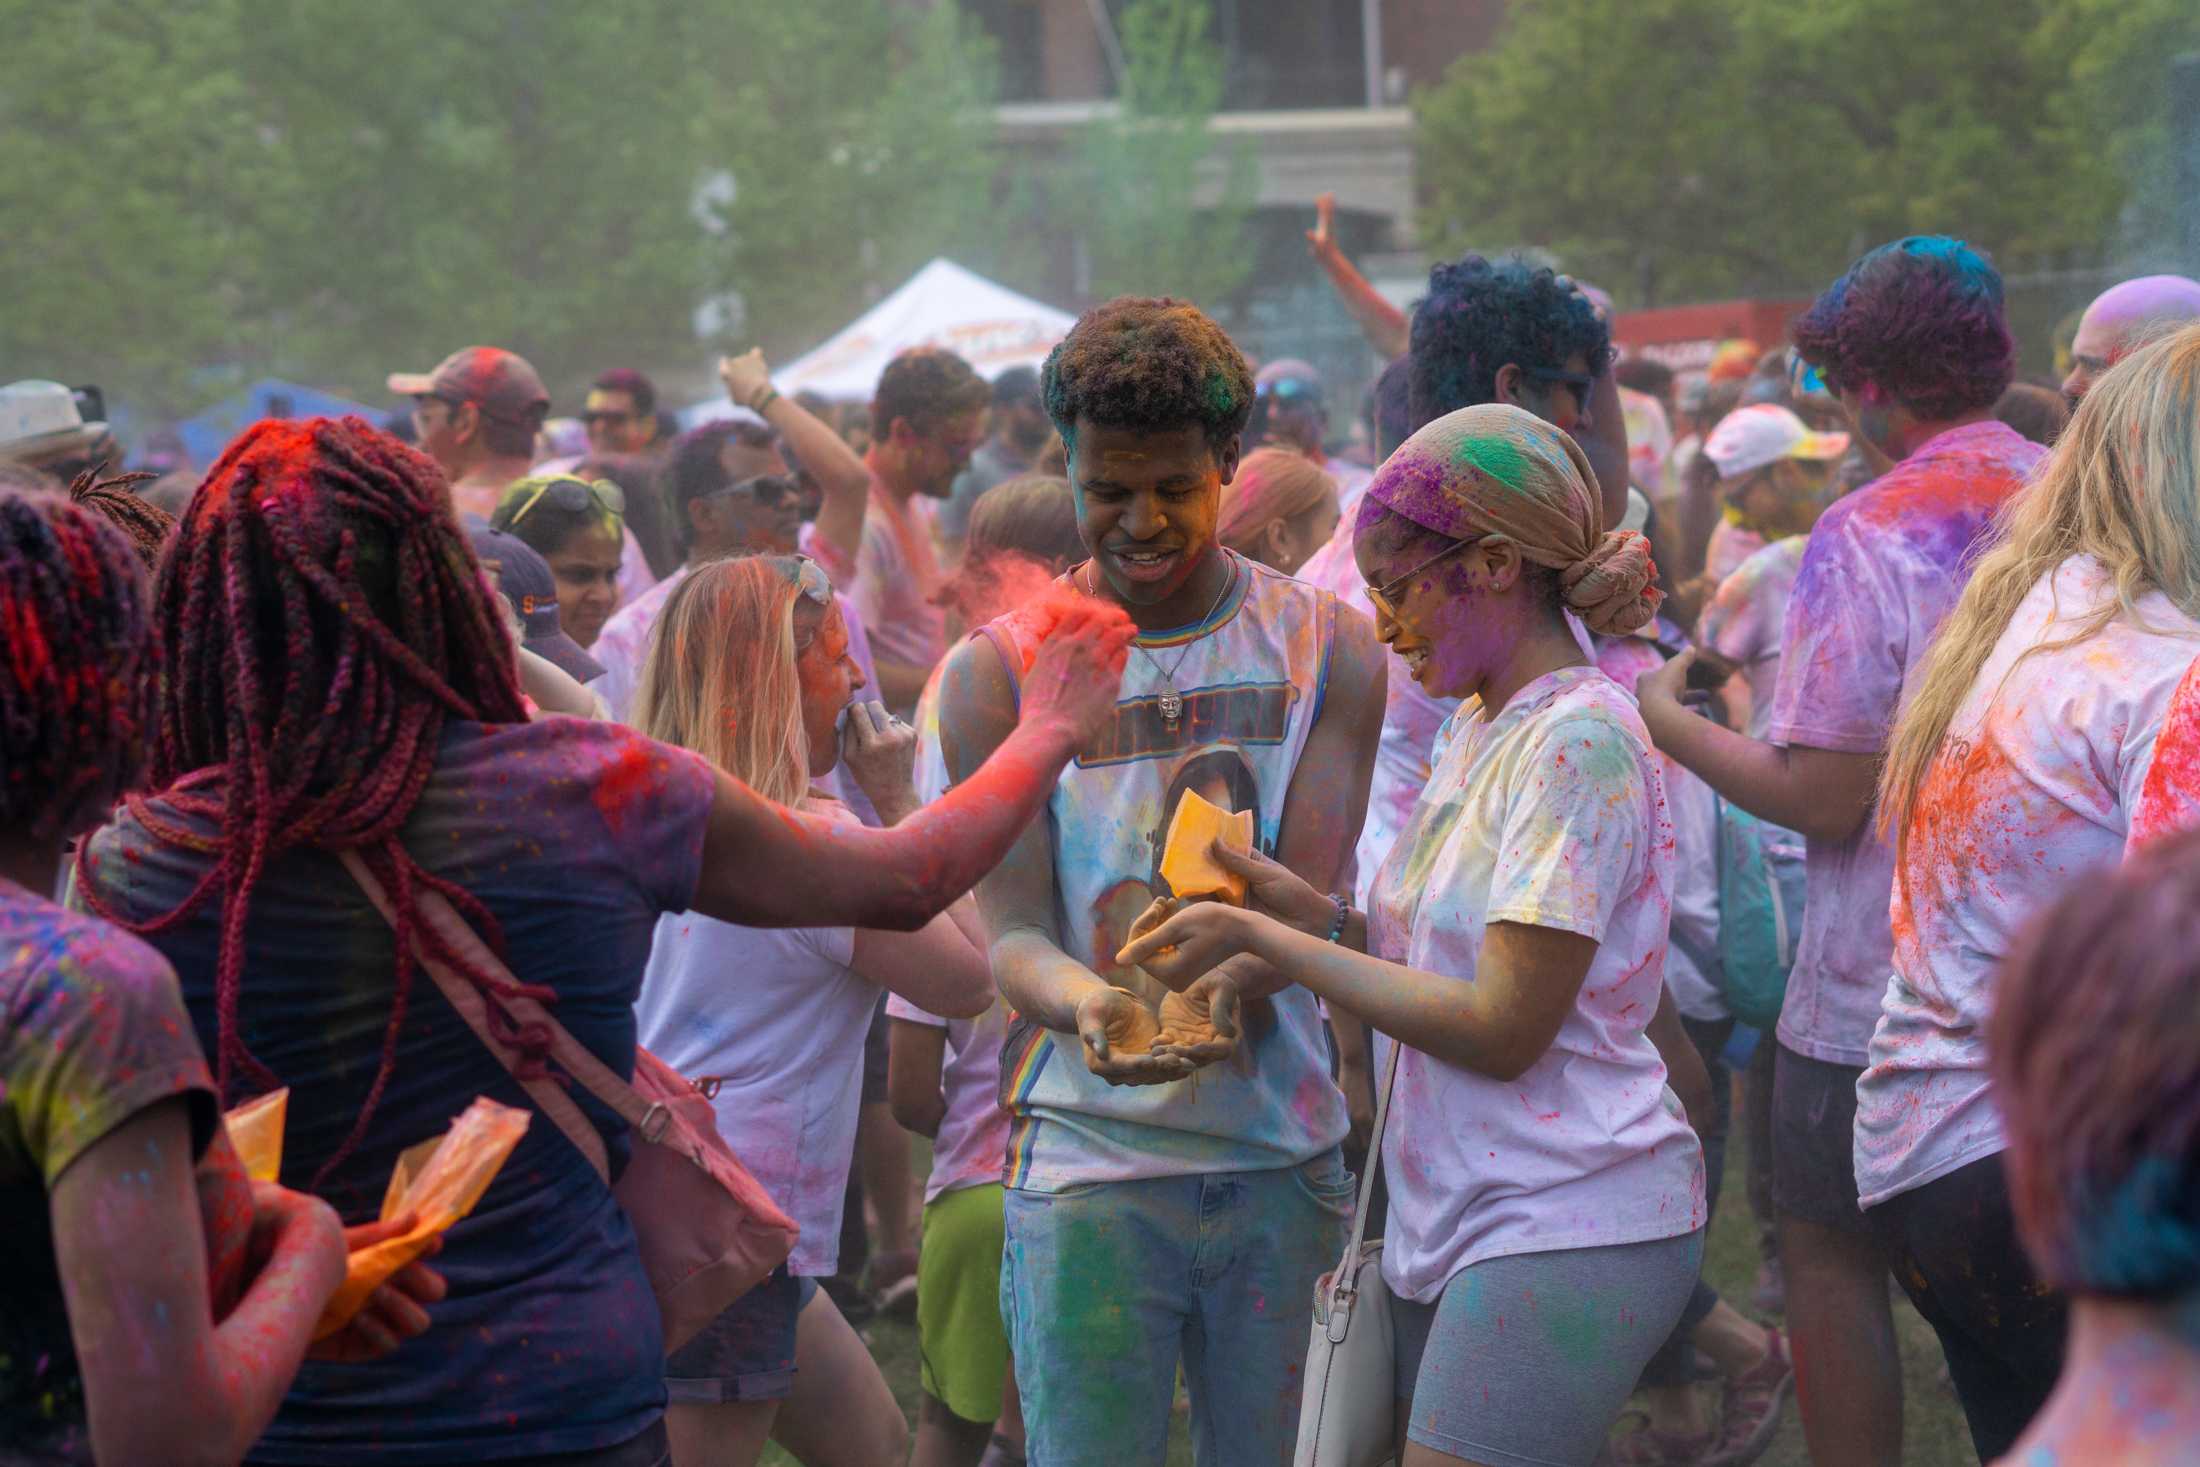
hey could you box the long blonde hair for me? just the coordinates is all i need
[635,556,817,808]
[1881,323,2200,844]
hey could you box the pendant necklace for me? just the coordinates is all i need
[1087,555,1234,730]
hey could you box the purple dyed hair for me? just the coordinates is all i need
[1791,235,2015,422]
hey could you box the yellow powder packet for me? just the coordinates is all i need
[1159,790,1255,905]
[313,1096,530,1340]
[223,1088,289,1183]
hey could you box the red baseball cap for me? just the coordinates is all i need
[388,347,550,429]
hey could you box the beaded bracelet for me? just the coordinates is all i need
[748,387,781,415]
[1326,893,1350,944]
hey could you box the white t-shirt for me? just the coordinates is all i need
[812,479,947,698]
[1369,666,1705,1302]
[1854,556,2200,1207]
[1697,536,1806,743]
[1765,421,2045,1065]
[1595,632,1728,1022]
[634,800,880,1276]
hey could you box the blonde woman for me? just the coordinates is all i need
[632,555,996,1467]
[1214,446,1341,576]
[1854,323,2200,1460]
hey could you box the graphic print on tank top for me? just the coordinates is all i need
[978,551,1351,1191]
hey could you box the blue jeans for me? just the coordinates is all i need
[1001,1152,1355,1467]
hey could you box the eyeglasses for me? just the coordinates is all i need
[499,475,626,531]
[770,554,834,608]
[699,473,799,509]
[1524,367,1597,403]
[1364,537,1482,621]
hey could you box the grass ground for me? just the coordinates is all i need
[764,1112,1979,1466]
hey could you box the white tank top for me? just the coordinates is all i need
[979,551,1349,1190]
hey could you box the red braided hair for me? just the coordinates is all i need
[74,416,541,1186]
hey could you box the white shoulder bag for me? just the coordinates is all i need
[1293,1038,1404,1467]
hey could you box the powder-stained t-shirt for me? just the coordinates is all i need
[1,883,220,1466]
[1698,536,1807,743]
[1369,668,1704,1302]
[636,800,877,1277]
[2128,652,2200,854]
[1765,420,2045,1065]
[75,718,717,1465]
[812,480,947,701]
[888,994,1012,1204]
[1854,557,2200,1208]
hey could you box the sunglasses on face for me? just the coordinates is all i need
[1524,367,1596,403]
[700,473,800,510]
[503,475,626,529]
[582,409,635,427]
[1365,537,1483,621]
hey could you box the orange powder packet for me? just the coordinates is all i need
[312,1096,530,1340]
[223,1088,289,1183]
[1160,790,1255,905]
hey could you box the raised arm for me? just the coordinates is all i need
[691,606,1132,934]
[1307,193,1410,360]
[52,1100,346,1467]
[936,630,1195,1087]
[720,349,872,570]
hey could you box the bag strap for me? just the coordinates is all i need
[338,848,668,1184]
[1322,1031,1403,1337]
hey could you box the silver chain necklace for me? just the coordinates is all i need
[1086,554,1234,730]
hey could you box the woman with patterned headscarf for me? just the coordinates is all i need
[1121,403,1706,1467]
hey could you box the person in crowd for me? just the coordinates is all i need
[2,486,358,1467]
[1214,446,1340,578]
[1121,404,1708,1467]
[1250,358,1376,508]
[941,365,1050,547]
[584,368,665,458]
[1988,830,2200,1467]
[1304,192,1411,359]
[1692,403,1849,613]
[466,525,609,692]
[1635,235,2036,1467]
[1991,382,2067,446]
[892,475,1083,1467]
[631,554,994,1467]
[936,296,1386,1467]
[819,349,990,714]
[591,350,874,721]
[69,414,1134,1465]
[1850,323,2200,1460]
[2060,273,2200,406]
[66,464,176,570]
[387,347,552,522]
[0,380,121,485]
[488,472,628,650]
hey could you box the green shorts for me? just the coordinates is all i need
[917,1181,1010,1424]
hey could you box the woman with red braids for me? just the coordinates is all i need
[2,487,374,1466]
[70,416,1132,1466]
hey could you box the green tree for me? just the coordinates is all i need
[1053,0,1259,308]
[1415,0,2160,308]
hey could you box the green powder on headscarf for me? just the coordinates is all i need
[1453,434,1529,490]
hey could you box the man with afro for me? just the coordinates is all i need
[1633,235,2041,1467]
[936,296,1384,1466]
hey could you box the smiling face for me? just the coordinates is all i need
[543,522,623,647]
[793,599,864,776]
[1071,419,1238,611]
[1352,506,1539,703]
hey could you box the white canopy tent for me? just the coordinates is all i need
[683,258,1075,424]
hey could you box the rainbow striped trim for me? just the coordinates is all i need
[1131,552,1250,649]
[1000,1023,1055,1189]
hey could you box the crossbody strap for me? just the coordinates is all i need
[338,848,663,1184]
[1322,1029,1402,1336]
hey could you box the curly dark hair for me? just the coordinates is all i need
[1408,255,1613,432]
[1041,296,1254,458]
[872,348,990,439]
[1791,236,2015,422]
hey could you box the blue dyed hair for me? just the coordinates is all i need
[1406,254,1613,434]
[1791,235,2015,421]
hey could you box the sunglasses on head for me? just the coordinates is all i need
[770,553,834,609]
[502,475,626,529]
